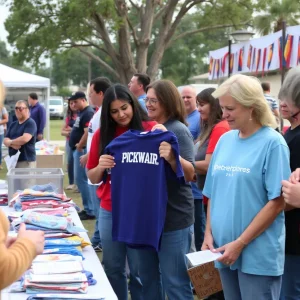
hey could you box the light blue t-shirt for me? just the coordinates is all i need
[138,94,147,112]
[203,127,290,276]
[186,110,202,199]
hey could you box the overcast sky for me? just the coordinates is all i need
[0,4,10,46]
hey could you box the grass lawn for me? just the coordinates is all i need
[49,119,65,141]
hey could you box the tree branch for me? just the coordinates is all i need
[77,47,119,79]
[168,21,251,47]
[127,16,139,48]
[128,0,140,12]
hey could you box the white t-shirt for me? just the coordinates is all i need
[87,107,101,185]
[87,107,102,152]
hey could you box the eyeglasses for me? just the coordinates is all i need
[15,107,27,111]
[291,110,300,119]
[144,97,159,105]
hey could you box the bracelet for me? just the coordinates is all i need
[237,237,247,246]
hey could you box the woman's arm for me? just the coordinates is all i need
[239,196,285,244]
[215,196,285,265]
[195,154,212,175]
[0,112,8,125]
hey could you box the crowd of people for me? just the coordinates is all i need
[1,65,300,300]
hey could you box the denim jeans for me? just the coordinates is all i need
[280,254,300,300]
[137,225,194,300]
[194,199,206,251]
[99,207,143,300]
[73,149,94,216]
[66,141,74,185]
[219,268,282,300]
[88,184,101,246]
[0,133,3,165]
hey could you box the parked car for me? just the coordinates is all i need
[49,96,64,119]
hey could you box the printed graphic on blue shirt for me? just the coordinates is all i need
[105,129,184,251]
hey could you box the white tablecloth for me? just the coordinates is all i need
[0,206,117,300]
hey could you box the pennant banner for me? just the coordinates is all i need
[278,37,283,69]
[256,49,261,74]
[238,47,244,71]
[230,53,234,74]
[251,48,256,71]
[222,52,228,74]
[247,45,252,70]
[209,57,213,75]
[298,36,300,65]
[268,43,274,69]
[284,34,293,68]
[262,48,267,77]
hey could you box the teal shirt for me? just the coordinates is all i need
[203,127,290,276]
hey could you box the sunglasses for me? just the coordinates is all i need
[15,106,27,111]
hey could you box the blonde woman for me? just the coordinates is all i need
[202,74,290,299]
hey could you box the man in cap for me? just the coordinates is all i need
[69,91,95,220]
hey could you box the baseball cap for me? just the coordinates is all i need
[68,91,87,101]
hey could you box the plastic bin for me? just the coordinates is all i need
[7,168,64,200]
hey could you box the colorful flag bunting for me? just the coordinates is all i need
[222,52,229,74]
[209,57,213,75]
[247,45,252,70]
[268,43,274,69]
[256,49,261,74]
[298,37,300,65]
[216,59,220,78]
[230,53,234,74]
[262,48,267,77]
[238,47,244,71]
[278,37,283,69]
[251,48,256,71]
[284,34,293,68]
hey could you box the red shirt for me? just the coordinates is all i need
[86,121,157,211]
[203,120,230,205]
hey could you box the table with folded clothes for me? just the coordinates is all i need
[1,204,117,300]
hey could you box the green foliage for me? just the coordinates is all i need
[56,87,72,98]
[254,0,300,35]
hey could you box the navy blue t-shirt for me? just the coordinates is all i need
[105,129,184,251]
[6,118,37,162]
[69,106,94,149]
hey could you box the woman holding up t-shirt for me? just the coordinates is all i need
[195,88,230,212]
[86,84,156,300]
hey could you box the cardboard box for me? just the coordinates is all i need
[36,154,64,169]
[188,261,222,299]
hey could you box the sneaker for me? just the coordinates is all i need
[0,165,3,170]
[78,210,87,217]
[72,185,78,191]
[80,214,96,221]
[93,244,103,252]
[66,184,75,190]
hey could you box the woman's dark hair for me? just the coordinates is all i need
[67,100,76,119]
[99,84,148,155]
[197,88,223,147]
[146,80,187,125]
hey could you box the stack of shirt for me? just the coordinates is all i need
[11,211,87,234]
[23,259,91,294]
[10,189,79,212]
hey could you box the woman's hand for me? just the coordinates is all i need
[159,142,175,164]
[98,155,115,170]
[201,230,215,251]
[151,124,168,132]
[289,168,300,184]
[214,240,245,266]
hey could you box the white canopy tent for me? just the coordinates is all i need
[0,63,50,140]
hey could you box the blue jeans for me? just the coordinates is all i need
[0,133,3,165]
[137,225,194,300]
[219,268,282,300]
[99,207,143,300]
[280,254,300,300]
[73,149,94,216]
[66,141,74,185]
[88,184,101,246]
[194,199,206,251]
